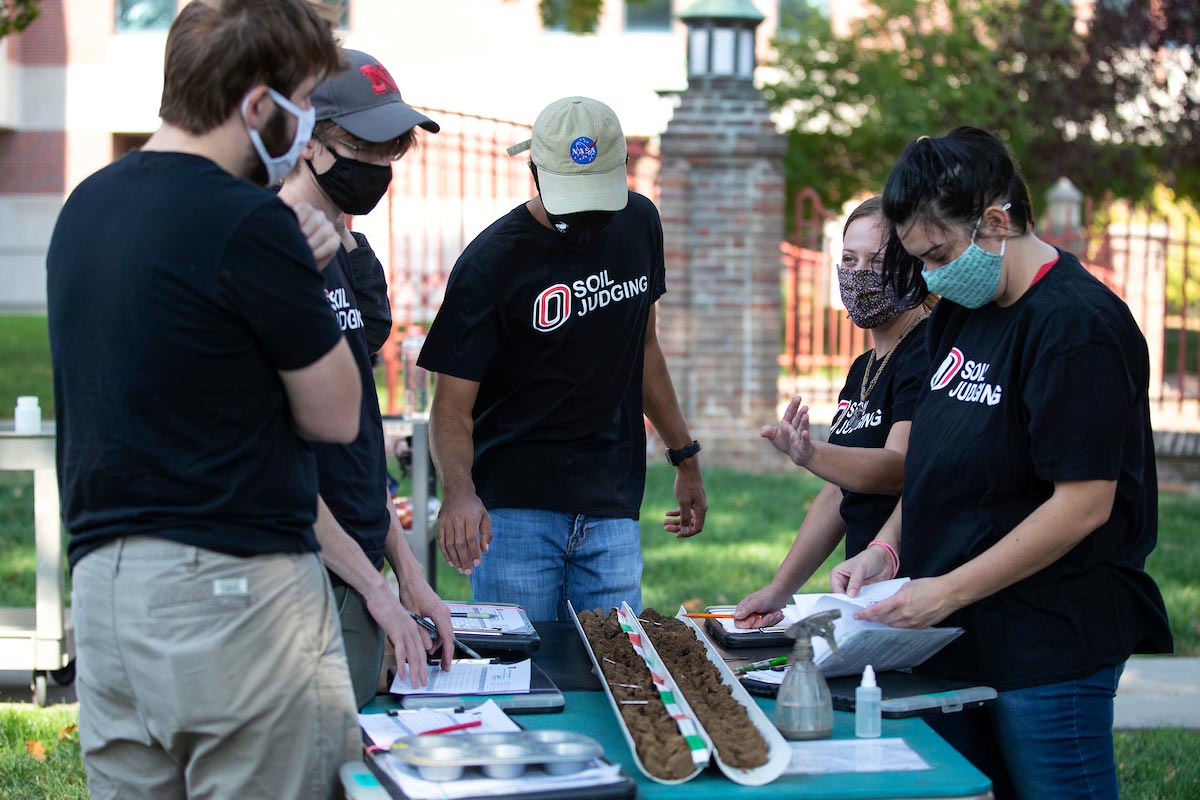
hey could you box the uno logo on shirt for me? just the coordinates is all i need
[932,346,1003,406]
[831,398,882,434]
[930,347,965,391]
[570,136,598,165]
[532,270,650,334]
[533,284,572,332]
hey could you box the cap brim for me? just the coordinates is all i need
[328,102,440,142]
[537,162,629,215]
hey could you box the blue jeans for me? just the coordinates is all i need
[469,508,642,621]
[926,664,1124,800]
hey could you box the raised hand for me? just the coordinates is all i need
[760,396,814,467]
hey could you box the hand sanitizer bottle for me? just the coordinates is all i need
[14,396,41,434]
[855,664,882,738]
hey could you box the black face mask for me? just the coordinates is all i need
[545,209,616,247]
[308,150,393,215]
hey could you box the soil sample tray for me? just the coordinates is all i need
[572,602,790,786]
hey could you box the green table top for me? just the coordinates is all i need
[363,690,991,799]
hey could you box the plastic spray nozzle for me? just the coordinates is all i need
[785,609,841,660]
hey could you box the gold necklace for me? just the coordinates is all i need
[859,316,925,406]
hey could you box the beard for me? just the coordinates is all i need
[245,105,294,186]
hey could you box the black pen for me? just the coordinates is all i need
[410,612,483,659]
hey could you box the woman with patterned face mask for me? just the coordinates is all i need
[834,127,1172,800]
[734,196,930,628]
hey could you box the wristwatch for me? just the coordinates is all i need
[665,440,702,466]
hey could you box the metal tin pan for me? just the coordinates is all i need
[389,730,603,782]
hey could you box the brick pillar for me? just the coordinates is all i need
[657,78,786,471]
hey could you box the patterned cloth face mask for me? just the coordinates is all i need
[920,203,1011,309]
[837,267,906,329]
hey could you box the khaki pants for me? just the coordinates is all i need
[73,536,359,800]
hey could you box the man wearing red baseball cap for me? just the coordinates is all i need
[278,48,452,709]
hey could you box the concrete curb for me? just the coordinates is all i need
[1114,656,1200,730]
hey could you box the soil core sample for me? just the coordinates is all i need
[577,607,770,780]
[638,609,769,769]
[578,608,697,780]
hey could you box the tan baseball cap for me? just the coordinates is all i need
[508,97,628,215]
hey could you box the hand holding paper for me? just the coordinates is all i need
[831,545,895,596]
[852,576,959,629]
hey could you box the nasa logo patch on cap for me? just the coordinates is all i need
[570,136,598,165]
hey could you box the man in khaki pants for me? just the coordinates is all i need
[47,2,361,797]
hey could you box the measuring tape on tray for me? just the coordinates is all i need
[617,605,710,767]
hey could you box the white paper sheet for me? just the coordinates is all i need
[359,700,520,747]
[790,578,913,619]
[708,579,914,638]
[785,738,931,774]
[389,659,532,696]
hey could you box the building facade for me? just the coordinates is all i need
[0,0,804,310]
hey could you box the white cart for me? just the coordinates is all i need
[0,422,74,705]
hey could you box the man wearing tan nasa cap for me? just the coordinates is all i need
[419,96,708,620]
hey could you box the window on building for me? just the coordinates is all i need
[317,0,350,30]
[115,0,174,32]
[778,0,829,29]
[541,0,571,32]
[625,0,672,32]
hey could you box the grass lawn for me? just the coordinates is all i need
[1,313,1198,796]
[0,315,53,420]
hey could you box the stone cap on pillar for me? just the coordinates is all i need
[678,0,765,22]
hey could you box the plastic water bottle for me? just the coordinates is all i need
[855,664,882,738]
[400,327,429,418]
[14,396,41,434]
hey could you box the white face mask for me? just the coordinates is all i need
[240,87,315,186]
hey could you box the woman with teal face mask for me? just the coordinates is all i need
[832,127,1172,800]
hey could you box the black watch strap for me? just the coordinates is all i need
[666,440,702,466]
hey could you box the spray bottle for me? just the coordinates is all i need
[775,609,841,740]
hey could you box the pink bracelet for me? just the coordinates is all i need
[867,540,900,580]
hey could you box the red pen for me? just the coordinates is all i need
[418,719,483,736]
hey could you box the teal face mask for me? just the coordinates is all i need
[920,206,1009,309]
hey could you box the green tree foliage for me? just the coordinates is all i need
[0,0,39,39]
[539,0,604,32]
[766,0,1198,212]
[530,0,660,34]
[1080,1,1200,202]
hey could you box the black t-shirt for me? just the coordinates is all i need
[312,247,392,575]
[829,318,928,559]
[419,192,666,518]
[347,231,392,356]
[902,251,1173,690]
[47,151,344,569]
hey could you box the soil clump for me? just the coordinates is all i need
[638,609,769,769]
[577,607,769,779]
